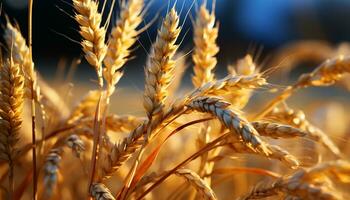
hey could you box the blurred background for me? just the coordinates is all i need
[2,0,350,75]
[1,0,350,96]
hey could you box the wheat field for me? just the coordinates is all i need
[0,0,350,199]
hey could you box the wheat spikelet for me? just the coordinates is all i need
[297,55,350,87]
[175,168,217,200]
[268,107,340,156]
[143,8,181,118]
[90,183,116,200]
[251,121,307,139]
[0,59,25,162]
[192,3,219,87]
[187,96,271,156]
[103,0,144,95]
[73,0,107,87]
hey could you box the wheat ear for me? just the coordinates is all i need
[143,8,181,118]
[254,55,350,120]
[175,168,217,200]
[190,74,267,98]
[251,121,307,139]
[100,122,147,179]
[228,141,299,168]
[268,107,340,156]
[244,160,350,200]
[43,134,85,197]
[103,0,144,96]
[0,59,25,197]
[66,134,85,157]
[43,148,63,198]
[192,3,219,87]
[4,21,40,198]
[90,183,116,200]
[187,96,271,156]
[73,0,107,87]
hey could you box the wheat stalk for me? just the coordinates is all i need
[73,0,107,87]
[175,168,217,200]
[143,8,181,119]
[0,59,25,198]
[187,96,271,156]
[192,3,219,87]
[103,0,144,96]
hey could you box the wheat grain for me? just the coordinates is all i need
[192,3,219,87]
[175,168,217,200]
[103,0,144,95]
[143,8,181,118]
[73,0,107,87]
[187,96,271,155]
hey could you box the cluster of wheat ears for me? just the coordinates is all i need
[0,0,350,199]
